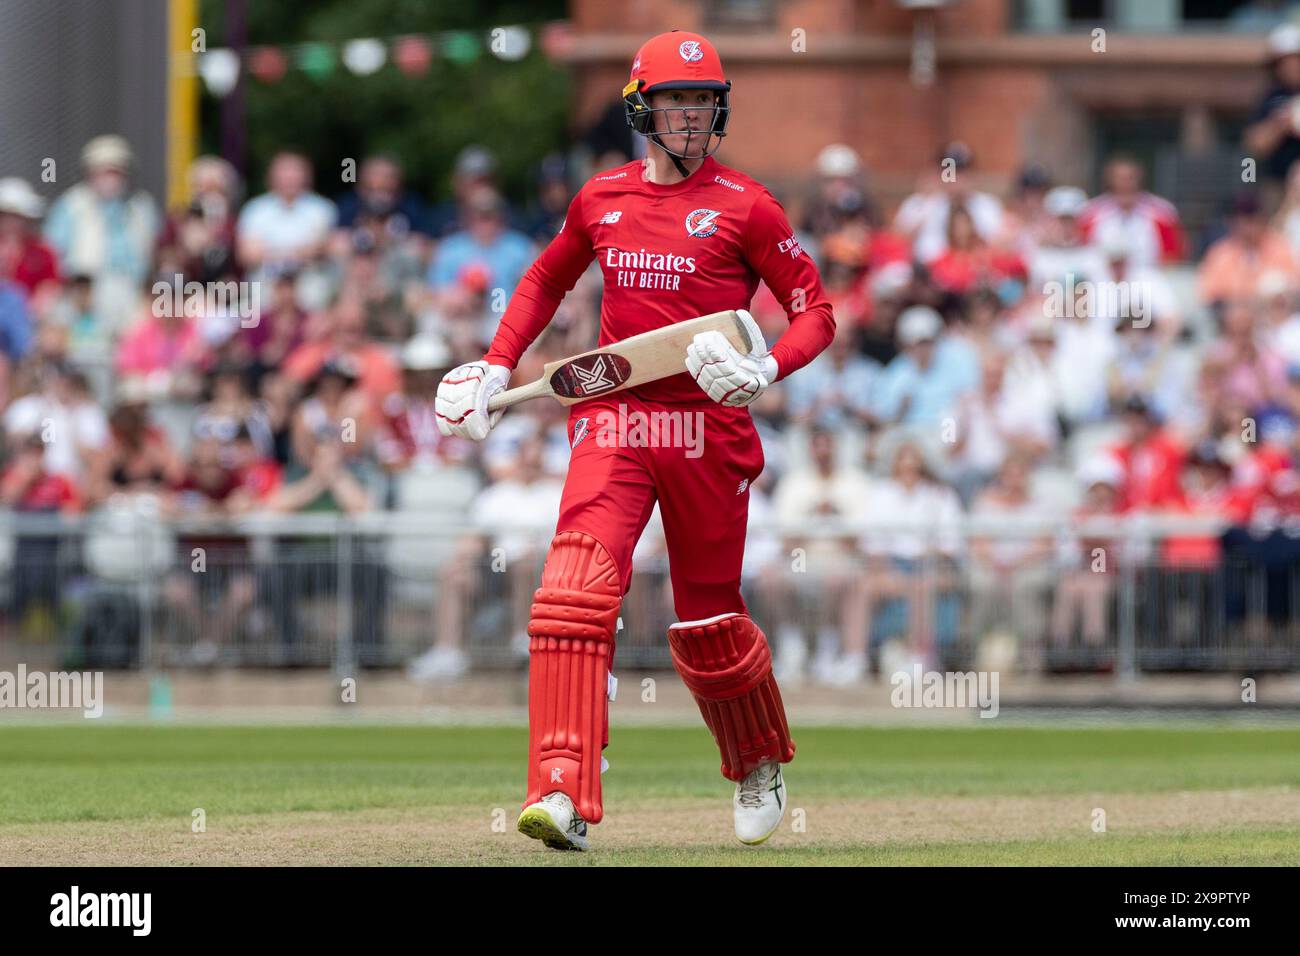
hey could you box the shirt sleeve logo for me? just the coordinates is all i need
[685,207,721,238]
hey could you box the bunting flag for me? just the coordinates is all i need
[195,22,572,96]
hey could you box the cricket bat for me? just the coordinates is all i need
[487,309,755,411]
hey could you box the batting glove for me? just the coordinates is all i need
[436,361,512,441]
[685,309,778,407]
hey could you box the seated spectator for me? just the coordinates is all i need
[948,349,1058,504]
[1198,192,1298,307]
[1162,441,1239,567]
[376,336,471,472]
[1109,395,1187,512]
[1245,24,1300,186]
[1028,186,1109,289]
[997,164,1054,259]
[1078,154,1184,270]
[0,177,60,304]
[0,277,33,404]
[286,356,372,475]
[115,288,208,401]
[968,453,1055,669]
[894,141,1004,264]
[783,320,881,430]
[192,362,275,462]
[282,289,401,414]
[335,154,430,244]
[4,361,107,484]
[1106,314,1195,424]
[1204,298,1289,415]
[770,427,876,685]
[236,151,336,279]
[410,437,562,682]
[927,203,1026,299]
[427,187,533,305]
[43,135,159,335]
[1046,281,1117,429]
[92,389,185,502]
[872,305,977,429]
[157,156,240,283]
[522,153,573,244]
[1,433,83,632]
[857,434,964,671]
[801,143,870,243]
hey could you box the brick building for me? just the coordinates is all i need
[564,0,1283,237]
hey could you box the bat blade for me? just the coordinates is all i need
[487,309,749,411]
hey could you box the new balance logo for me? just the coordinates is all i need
[599,210,622,224]
[736,479,749,495]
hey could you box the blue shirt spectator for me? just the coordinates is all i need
[427,188,534,298]
[0,281,33,362]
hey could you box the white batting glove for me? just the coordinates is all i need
[435,361,512,440]
[685,309,779,407]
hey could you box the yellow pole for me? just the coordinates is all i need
[167,0,199,210]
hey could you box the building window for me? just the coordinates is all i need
[702,0,777,30]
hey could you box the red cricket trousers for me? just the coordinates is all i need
[554,390,765,621]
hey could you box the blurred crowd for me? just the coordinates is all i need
[6,29,1300,677]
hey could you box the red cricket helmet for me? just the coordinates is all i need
[623,31,731,167]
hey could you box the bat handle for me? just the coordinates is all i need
[487,377,552,411]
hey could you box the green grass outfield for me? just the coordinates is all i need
[1,724,1297,865]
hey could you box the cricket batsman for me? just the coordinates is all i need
[436,30,835,850]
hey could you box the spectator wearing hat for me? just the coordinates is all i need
[426,186,534,304]
[801,144,871,242]
[1028,186,1109,289]
[0,178,60,301]
[1246,23,1300,185]
[157,156,241,285]
[1198,192,1299,307]
[872,305,977,429]
[1078,155,1184,270]
[376,335,471,471]
[236,151,336,278]
[894,141,1005,264]
[43,135,159,335]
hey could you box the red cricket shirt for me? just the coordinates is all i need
[484,155,836,404]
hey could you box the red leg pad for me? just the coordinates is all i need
[668,613,795,782]
[525,532,622,824]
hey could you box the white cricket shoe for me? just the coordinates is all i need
[517,791,590,851]
[406,646,468,683]
[734,762,786,845]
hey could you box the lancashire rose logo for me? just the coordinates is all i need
[679,40,703,63]
[685,208,721,238]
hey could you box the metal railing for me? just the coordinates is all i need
[0,507,1296,675]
